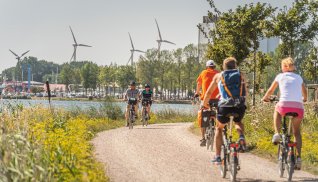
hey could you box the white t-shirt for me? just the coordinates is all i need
[274,72,303,103]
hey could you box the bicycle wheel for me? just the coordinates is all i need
[286,147,295,182]
[220,144,227,178]
[142,109,146,127]
[206,126,211,150]
[278,144,284,178]
[229,149,238,182]
[145,112,149,126]
[210,126,215,152]
[129,110,133,129]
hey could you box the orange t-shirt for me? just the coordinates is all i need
[197,68,219,100]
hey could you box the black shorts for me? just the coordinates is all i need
[142,99,152,106]
[217,106,246,124]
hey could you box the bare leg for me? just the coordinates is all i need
[235,122,244,136]
[273,110,282,133]
[201,127,206,139]
[292,118,302,157]
[215,122,226,156]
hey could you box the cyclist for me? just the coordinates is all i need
[195,60,219,147]
[141,84,153,119]
[124,81,140,126]
[262,57,307,169]
[203,57,247,164]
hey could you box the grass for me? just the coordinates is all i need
[0,99,126,181]
[0,97,196,181]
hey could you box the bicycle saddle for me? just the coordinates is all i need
[285,112,298,117]
[226,113,239,118]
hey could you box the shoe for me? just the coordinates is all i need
[200,139,206,147]
[126,122,129,127]
[200,138,205,142]
[272,133,281,145]
[238,136,247,152]
[295,157,301,170]
[211,156,222,165]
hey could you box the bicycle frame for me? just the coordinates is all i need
[278,114,297,181]
[220,115,240,182]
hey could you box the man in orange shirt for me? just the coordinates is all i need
[195,60,219,146]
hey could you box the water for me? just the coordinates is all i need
[0,99,199,114]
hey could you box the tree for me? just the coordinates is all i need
[60,63,74,93]
[81,62,99,95]
[272,0,318,57]
[116,65,136,92]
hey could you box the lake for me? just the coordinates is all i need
[0,99,199,114]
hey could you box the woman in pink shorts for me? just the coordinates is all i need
[262,57,308,169]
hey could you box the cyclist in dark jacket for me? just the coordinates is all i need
[141,84,153,119]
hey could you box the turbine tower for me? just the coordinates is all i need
[155,19,176,59]
[69,26,92,62]
[127,32,145,66]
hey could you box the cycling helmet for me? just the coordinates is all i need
[145,84,150,88]
[130,81,136,86]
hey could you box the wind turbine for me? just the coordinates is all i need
[9,49,30,62]
[9,49,30,82]
[127,32,145,66]
[155,19,176,59]
[69,26,92,62]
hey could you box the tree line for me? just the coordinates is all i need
[1,0,318,100]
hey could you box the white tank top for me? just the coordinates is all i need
[274,72,303,103]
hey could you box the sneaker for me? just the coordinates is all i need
[295,157,301,170]
[211,156,222,165]
[200,139,206,147]
[200,138,205,142]
[272,133,281,145]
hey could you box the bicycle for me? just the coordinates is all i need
[277,112,298,182]
[141,98,151,127]
[219,113,241,182]
[205,99,218,151]
[264,97,298,182]
[127,98,137,129]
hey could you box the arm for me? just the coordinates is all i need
[123,90,127,101]
[302,83,307,102]
[202,73,220,108]
[241,73,248,97]
[195,74,202,96]
[262,81,278,102]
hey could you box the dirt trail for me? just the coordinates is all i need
[92,123,318,182]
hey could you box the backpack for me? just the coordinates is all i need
[218,71,246,108]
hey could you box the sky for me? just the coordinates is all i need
[0,0,293,72]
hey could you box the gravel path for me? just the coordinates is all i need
[92,123,318,182]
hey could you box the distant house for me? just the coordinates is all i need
[43,84,66,93]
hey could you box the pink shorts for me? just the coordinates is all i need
[275,101,304,119]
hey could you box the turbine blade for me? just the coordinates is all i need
[9,49,18,57]
[78,44,92,47]
[70,49,76,61]
[140,55,148,61]
[134,49,146,53]
[127,55,132,65]
[155,19,162,40]
[69,26,78,45]
[129,32,134,49]
[21,50,30,57]
[162,40,176,45]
